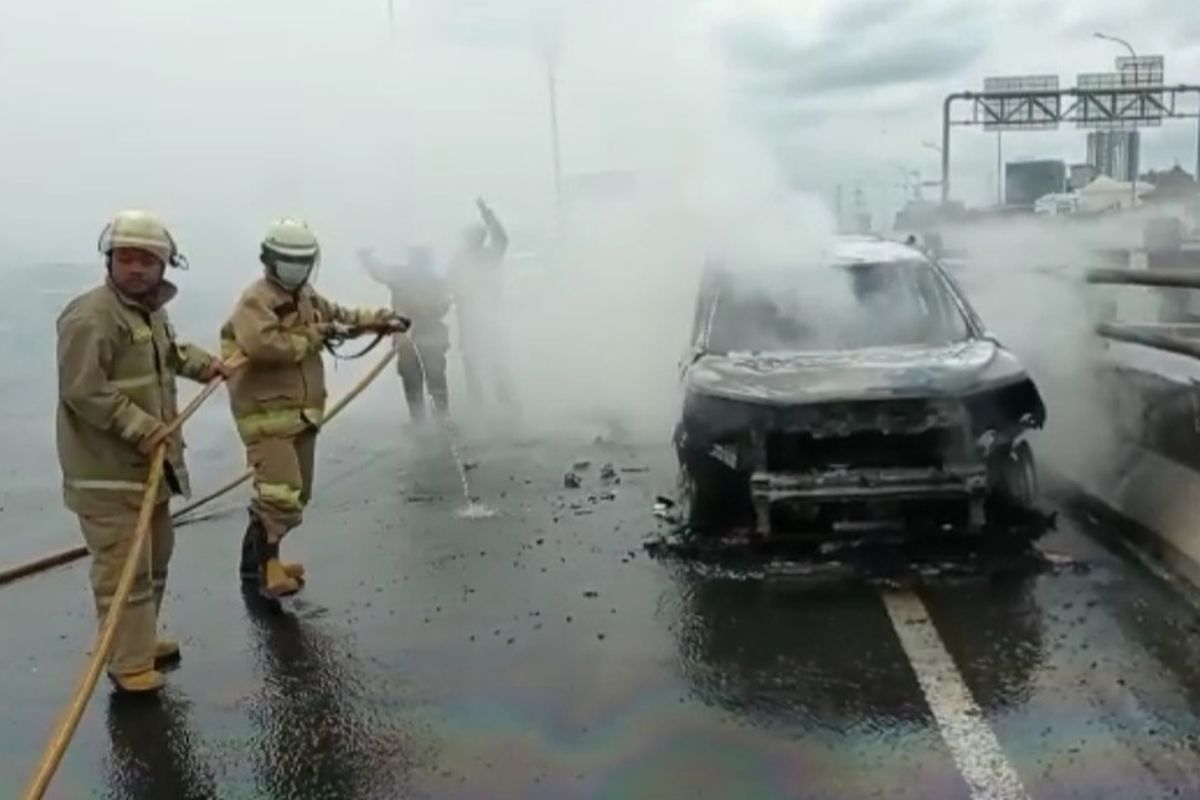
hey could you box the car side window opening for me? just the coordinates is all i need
[704,260,971,354]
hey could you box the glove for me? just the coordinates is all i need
[309,322,342,345]
[387,313,412,334]
[365,309,410,333]
[202,358,234,381]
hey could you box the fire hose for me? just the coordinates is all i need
[0,325,403,589]
[19,328,403,800]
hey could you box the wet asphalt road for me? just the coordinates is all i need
[5,400,1200,799]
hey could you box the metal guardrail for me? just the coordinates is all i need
[1097,322,1200,360]
[1087,268,1200,289]
[1088,268,1200,359]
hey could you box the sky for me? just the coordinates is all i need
[0,0,1197,267]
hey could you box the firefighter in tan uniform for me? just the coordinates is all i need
[56,210,224,694]
[222,218,407,598]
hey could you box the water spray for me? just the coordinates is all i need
[408,337,496,519]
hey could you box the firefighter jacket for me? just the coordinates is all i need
[389,273,451,348]
[359,251,450,347]
[220,276,383,444]
[56,279,216,514]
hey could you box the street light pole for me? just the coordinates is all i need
[1094,32,1137,62]
[997,131,1004,206]
[545,50,563,217]
[1095,32,1140,206]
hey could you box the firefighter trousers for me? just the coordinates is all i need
[77,501,174,677]
[246,428,317,543]
[398,337,448,420]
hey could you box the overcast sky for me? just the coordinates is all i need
[1,0,1197,267]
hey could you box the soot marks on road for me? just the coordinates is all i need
[644,494,1061,586]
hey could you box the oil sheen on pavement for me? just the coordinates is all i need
[4,411,1200,799]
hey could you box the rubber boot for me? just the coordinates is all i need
[257,530,300,599]
[241,517,305,583]
[154,639,182,668]
[110,669,166,694]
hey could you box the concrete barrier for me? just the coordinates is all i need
[1073,353,1200,586]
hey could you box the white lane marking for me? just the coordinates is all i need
[882,589,1031,800]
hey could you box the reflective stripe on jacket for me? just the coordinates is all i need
[221,275,377,444]
[56,280,215,514]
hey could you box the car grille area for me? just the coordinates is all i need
[759,398,968,472]
[765,427,960,472]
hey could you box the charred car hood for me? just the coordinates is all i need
[686,340,1030,406]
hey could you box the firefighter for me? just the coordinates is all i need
[358,245,452,421]
[446,198,515,408]
[222,218,407,598]
[56,210,225,693]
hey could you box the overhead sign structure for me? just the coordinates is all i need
[1118,55,1165,87]
[939,59,1199,202]
[979,75,1061,131]
[1077,56,1166,129]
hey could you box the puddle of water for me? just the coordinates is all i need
[457,501,498,520]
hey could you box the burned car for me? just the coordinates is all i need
[674,236,1046,537]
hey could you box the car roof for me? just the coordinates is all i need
[826,235,928,265]
[703,236,931,277]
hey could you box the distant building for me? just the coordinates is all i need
[1142,165,1197,203]
[1069,163,1098,191]
[1087,131,1140,182]
[1005,160,1066,207]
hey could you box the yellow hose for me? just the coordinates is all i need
[19,354,244,800]
[0,344,399,588]
[20,445,166,800]
[19,341,400,798]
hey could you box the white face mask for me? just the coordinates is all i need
[274,261,314,290]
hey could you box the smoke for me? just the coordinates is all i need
[937,216,1143,489]
[400,0,845,439]
[2,0,1161,487]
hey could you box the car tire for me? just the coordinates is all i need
[994,440,1038,509]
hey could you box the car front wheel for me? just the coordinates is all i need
[992,440,1038,510]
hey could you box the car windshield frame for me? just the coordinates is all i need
[698,257,981,356]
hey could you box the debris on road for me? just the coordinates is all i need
[653,496,677,521]
[564,471,583,489]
